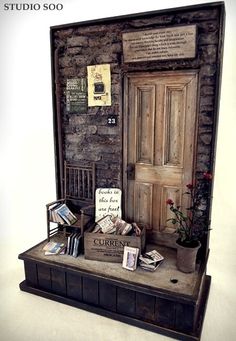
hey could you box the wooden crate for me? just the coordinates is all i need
[84,226,146,263]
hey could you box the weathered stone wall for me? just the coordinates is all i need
[54,23,123,188]
[52,4,223,190]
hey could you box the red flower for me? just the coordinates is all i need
[166,199,174,205]
[203,171,213,181]
[186,183,194,190]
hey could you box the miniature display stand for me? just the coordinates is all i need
[19,3,225,340]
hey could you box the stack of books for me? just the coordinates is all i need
[67,233,82,258]
[49,203,77,225]
[43,242,66,256]
[139,250,164,271]
[43,234,82,258]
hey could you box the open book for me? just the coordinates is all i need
[139,250,164,271]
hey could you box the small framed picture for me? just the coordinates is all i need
[122,246,139,271]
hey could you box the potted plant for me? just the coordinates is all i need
[166,171,212,273]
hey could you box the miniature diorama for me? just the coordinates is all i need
[19,2,225,340]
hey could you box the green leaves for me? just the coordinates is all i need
[166,171,212,244]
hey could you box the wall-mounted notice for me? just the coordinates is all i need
[95,188,122,222]
[66,78,87,113]
[87,64,111,106]
[122,25,196,63]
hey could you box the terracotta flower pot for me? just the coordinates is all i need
[176,240,201,273]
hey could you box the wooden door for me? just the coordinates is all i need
[123,71,198,246]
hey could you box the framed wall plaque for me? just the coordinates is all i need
[122,25,197,62]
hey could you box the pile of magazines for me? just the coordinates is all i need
[139,250,164,271]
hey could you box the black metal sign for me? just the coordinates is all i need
[66,78,87,113]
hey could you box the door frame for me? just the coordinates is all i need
[123,70,200,246]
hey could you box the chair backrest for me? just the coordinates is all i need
[64,161,95,203]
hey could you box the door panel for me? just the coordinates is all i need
[124,71,198,246]
[134,182,153,226]
[165,86,186,167]
[136,86,155,164]
[161,186,181,230]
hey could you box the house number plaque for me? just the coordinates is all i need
[122,25,196,62]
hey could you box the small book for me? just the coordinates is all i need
[59,246,67,255]
[68,233,77,255]
[55,204,77,225]
[97,215,116,234]
[139,250,164,271]
[113,217,133,235]
[48,203,61,222]
[67,233,72,254]
[43,242,65,255]
[72,234,82,258]
[45,248,66,256]
[122,246,139,271]
[50,204,65,224]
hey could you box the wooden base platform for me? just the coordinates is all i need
[18,237,211,341]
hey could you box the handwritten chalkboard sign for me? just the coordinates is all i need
[95,188,122,222]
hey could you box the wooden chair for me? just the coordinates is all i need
[46,161,95,240]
